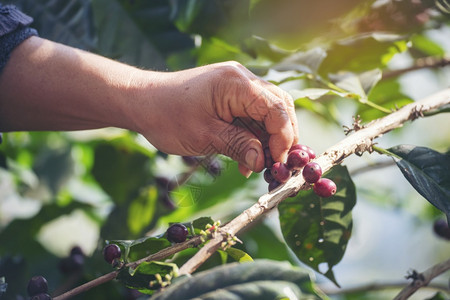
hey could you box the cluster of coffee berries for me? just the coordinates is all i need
[166,223,189,243]
[27,276,51,300]
[58,246,85,275]
[264,144,337,198]
[103,244,122,266]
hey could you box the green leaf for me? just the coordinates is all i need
[11,0,96,50]
[117,261,178,294]
[151,259,320,300]
[226,247,254,263]
[91,141,153,204]
[33,146,73,195]
[319,33,407,75]
[410,34,445,57]
[160,161,257,223]
[192,216,215,234]
[279,165,356,287]
[425,292,448,300]
[91,0,166,69]
[273,48,327,74]
[359,79,413,121]
[238,222,294,263]
[127,186,158,235]
[333,69,382,97]
[290,88,347,101]
[109,236,171,263]
[388,145,450,224]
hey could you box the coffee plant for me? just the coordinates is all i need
[1,1,449,299]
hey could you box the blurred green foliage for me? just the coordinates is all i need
[1,0,449,299]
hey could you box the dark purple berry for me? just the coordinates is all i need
[286,150,309,170]
[167,223,189,243]
[27,276,48,296]
[290,144,316,160]
[271,162,291,183]
[263,168,274,183]
[268,180,281,192]
[313,178,337,198]
[58,254,84,274]
[103,244,121,265]
[30,293,52,300]
[69,246,84,257]
[155,176,176,191]
[207,159,221,176]
[289,189,299,198]
[264,147,274,169]
[302,162,322,183]
[159,193,177,211]
[433,219,450,240]
[182,156,198,166]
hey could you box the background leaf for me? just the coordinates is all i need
[388,145,450,224]
[151,259,320,300]
[278,165,356,286]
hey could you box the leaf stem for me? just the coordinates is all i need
[321,76,392,114]
[372,145,402,160]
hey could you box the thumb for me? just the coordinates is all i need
[209,119,265,175]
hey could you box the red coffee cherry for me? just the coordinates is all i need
[271,162,291,183]
[313,178,337,198]
[302,162,322,183]
[286,150,309,170]
[290,144,316,160]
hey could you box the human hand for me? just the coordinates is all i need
[134,61,299,177]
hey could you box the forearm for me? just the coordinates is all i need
[0,36,152,132]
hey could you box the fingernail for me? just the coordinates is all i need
[245,148,258,171]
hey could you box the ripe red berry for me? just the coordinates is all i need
[290,144,316,160]
[167,223,189,243]
[268,180,281,192]
[302,162,322,183]
[271,162,291,183]
[313,178,337,198]
[263,168,274,183]
[27,276,48,296]
[286,150,309,170]
[103,244,121,265]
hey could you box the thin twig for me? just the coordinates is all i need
[53,236,203,300]
[349,160,395,176]
[382,55,450,80]
[179,88,450,275]
[393,258,450,300]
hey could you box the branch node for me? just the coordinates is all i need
[343,115,364,135]
[409,105,425,121]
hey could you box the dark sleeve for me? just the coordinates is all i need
[0,3,38,74]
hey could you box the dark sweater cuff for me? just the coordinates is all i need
[0,26,38,74]
[0,4,34,35]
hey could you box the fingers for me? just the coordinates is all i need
[212,62,299,163]
[208,119,266,174]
